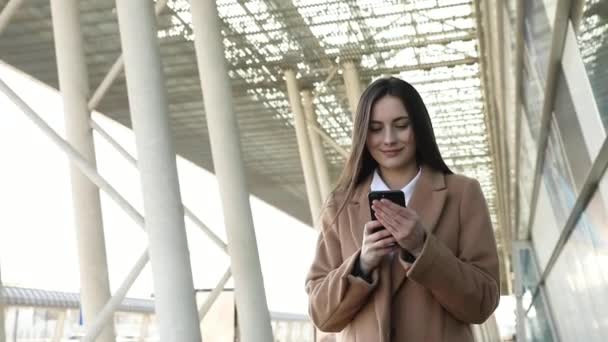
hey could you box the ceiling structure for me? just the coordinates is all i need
[0,0,506,289]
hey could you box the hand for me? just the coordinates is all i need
[359,220,398,275]
[371,199,426,257]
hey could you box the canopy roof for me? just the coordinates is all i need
[0,0,500,252]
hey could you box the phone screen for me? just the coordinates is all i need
[368,190,406,221]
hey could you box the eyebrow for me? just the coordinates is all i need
[370,116,409,124]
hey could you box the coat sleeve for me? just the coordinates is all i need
[404,178,500,324]
[305,199,380,332]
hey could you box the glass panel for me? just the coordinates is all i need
[518,107,537,238]
[531,115,579,270]
[576,0,608,129]
[525,289,557,342]
[524,0,553,82]
[522,59,544,143]
[544,173,608,341]
[552,67,593,193]
[517,245,541,304]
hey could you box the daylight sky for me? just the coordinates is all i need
[0,61,318,315]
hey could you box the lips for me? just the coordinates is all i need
[380,148,403,156]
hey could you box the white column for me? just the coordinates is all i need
[342,60,363,120]
[114,1,201,341]
[301,89,332,203]
[0,268,5,342]
[0,0,25,35]
[188,1,274,342]
[49,1,115,341]
[284,69,322,222]
[138,315,150,342]
[51,310,66,342]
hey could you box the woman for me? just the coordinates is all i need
[305,77,500,341]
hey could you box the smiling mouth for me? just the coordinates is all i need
[380,148,403,155]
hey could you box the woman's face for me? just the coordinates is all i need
[365,95,416,172]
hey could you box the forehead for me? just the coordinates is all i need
[370,95,409,121]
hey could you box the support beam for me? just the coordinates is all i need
[189,1,274,342]
[87,0,168,111]
[308,124,349,158]
[342,60,363,120]
[0,0,24,36]
[90,118,229,253]
[284,68,322,222]
[0,78,145,227]
[49,1,115,340]
[198,268,232,321]
[82,251,149,342]
[114,1,201,341]
[302,89,332,202]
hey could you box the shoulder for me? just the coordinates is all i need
[324,190,344,209]
[444,173,479,193]
[443,173,486,205]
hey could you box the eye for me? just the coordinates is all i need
[395,122,410,129]
[369,126,382,132]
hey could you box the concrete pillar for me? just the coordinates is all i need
[138,315,150,342]
[284,69,322,222]
[188,1,274,342]
[114,1,201,341]
[51,310,66,342]
[49,1,115,341]
[0,0,25,35]
[301,89,332,203]
[0,268,5,342]
[10,309,17,342]
[342,60,363,120]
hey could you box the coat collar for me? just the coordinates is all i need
[345,167,447,248]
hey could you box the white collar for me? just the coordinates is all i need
[370,168,421,206]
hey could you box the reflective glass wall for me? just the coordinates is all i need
[506,0,608,340]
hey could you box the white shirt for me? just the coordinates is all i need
[370,168,421,206]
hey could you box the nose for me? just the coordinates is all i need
[383,127,397,145]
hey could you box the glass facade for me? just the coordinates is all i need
[510,0,608,340]
[524,0,553,83]
[576,0,608,129]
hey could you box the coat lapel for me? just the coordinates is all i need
[391,167,447,295]
[346,174,374,250]
[347,174,391,341]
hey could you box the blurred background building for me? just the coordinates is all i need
[0,0,606,341]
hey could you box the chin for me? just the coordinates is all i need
[378,158,409,170]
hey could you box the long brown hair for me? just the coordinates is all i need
[332,77,452,219]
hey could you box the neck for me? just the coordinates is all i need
[378,163,419,190]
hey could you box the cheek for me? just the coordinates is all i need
[398,129,413,144]
[366,134,380,149]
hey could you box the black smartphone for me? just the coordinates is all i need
[368,190,405,241]
[368,190,406,221]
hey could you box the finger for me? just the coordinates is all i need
[372,204,405,227]
[377,199,408,218]
[368,228,393,241]
[364,220,383,235]
[375,211,402,235]
[372,244,398,256]
[371,236,396,249]
[364,231,391,246]
[378,210,403,230]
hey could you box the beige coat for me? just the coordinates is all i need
[306,167,500,341]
